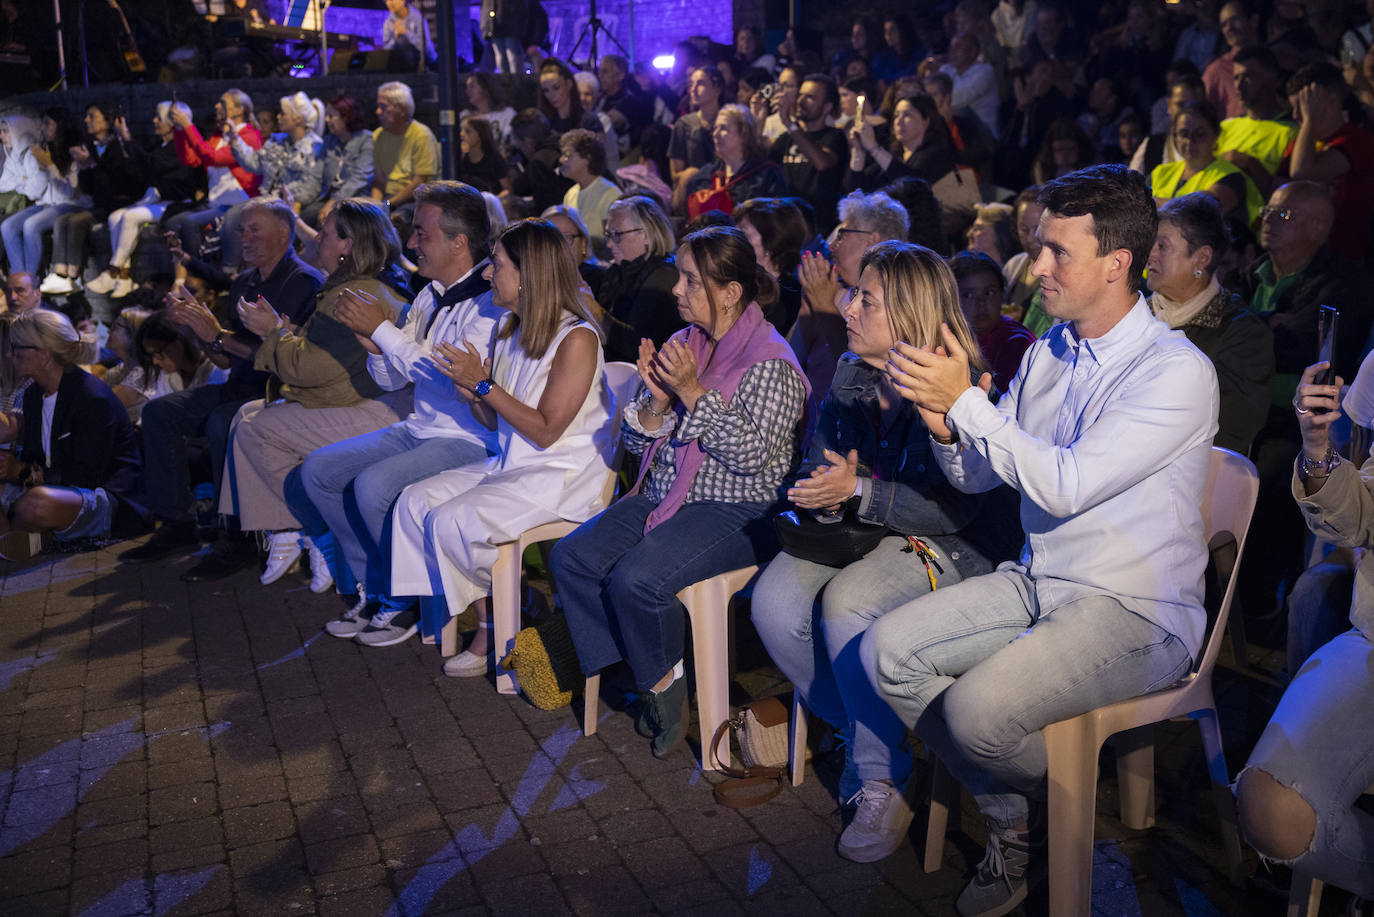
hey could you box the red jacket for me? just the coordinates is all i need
[174,121,264,196]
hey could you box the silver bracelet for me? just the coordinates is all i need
[641,397,672,417]
[1299,447,1340,479]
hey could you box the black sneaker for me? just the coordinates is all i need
[647,677,690,759]
[354,605,420,647]
[120,521,198,562]
[955,821,1043,917]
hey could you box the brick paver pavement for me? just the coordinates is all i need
[1,541,1288,915]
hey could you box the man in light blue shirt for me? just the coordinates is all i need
[868,164,1220,915]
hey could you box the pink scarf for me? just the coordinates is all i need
[632,301,809,533]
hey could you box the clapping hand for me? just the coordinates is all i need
[432,340,490,396]
[636,337,672,405]
[788,449,860,512]
[886,327,993,439]
[653,338,706,404]
[798,250,841,315]
[167,283,222,343]
[70,144,93,166]
[334,286,388,336]
[236,294,282,338]
[163,230,189,266]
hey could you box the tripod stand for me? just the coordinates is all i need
[567,0,628,68]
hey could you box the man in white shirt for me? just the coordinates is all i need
[303,181,503,643]
[868,164,1219,914]
[940,31,1001,138]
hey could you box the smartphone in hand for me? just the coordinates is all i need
[1313,304,1339,412]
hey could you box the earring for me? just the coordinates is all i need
[338,254,346,265]
[1193,269,1202,277]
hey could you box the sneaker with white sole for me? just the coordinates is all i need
[304,537,333,593]
[442,649,490,677]
[325,588,370,638]
[837,779,916,863]
[954,821,1041,917]
[259,530,303,585]
[354,605,419,646]
[39,273,74,295]
[85,270,118,294]
[111,276,135,298]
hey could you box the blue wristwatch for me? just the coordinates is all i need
[474,378,494,397]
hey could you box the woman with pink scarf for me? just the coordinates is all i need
[553,226,809,758]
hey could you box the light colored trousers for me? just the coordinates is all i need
[863,566,1193,829]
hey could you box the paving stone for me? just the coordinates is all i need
[304,833,381,875]
[222,800,298,848]
[318,884,398,917]
[149,815,224,853]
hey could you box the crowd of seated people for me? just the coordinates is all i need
[2,0,1374,907]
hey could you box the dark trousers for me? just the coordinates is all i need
[140,382,256,523]
[550,494,776,692]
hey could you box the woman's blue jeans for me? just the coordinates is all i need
[551,494,776,693]
[752,536,962,787]
[2,203,81,275]
[1239,628,1374,897]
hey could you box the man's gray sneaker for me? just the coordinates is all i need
[836,779,915,863]
[954,821,1041,917]
[354,605,419,647]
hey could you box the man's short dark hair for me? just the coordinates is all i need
[802,73,839,112]
[1233,44,1279,73]
[510,108,552,143]
[1037,164,1157,294]
[1287,61,1346,96]
[413,181,491,263]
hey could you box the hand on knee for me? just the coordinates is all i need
[1236,768,1317,862]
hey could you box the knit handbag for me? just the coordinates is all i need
[709,696,791,808]
[500,614,583,710]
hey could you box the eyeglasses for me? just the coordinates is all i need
[605,228,644,243]
[560,232,583,243]
[1261,206,1296,223]
[7,343,38,353]
[836,227,873,238]
[1172,128,1213,142]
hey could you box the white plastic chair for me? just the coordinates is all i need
[583,564,759,772]
[439,362,640,694]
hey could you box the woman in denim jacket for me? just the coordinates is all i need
[752,240,1021,864]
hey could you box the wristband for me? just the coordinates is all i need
[205,330,226,354]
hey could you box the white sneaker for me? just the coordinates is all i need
[837,780,916,863]
[39,273,73,295]
[111,276,135,298]
[442,650,490,677]
[259,530,302,585]
[325,587,369,638]
[85,270,118,294]
[304,537,333,594]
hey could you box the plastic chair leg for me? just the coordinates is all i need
[790,694,808,787]
[1045,716,1102,917]
[440,617,457,657]
[924,759,958,874]
[583,674,600,736]
[685,578,733,773]
[489,542,522,695]
[1113,725,1156,830]
[1194,706,1246,885]
[1286,873,1323,917]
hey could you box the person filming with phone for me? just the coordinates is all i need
[1235,179,1372,648]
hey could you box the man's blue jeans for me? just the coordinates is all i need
[551,494,776,692]
[863,567,1193,829]
[298,424,489,596]
[752,537,963,787]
